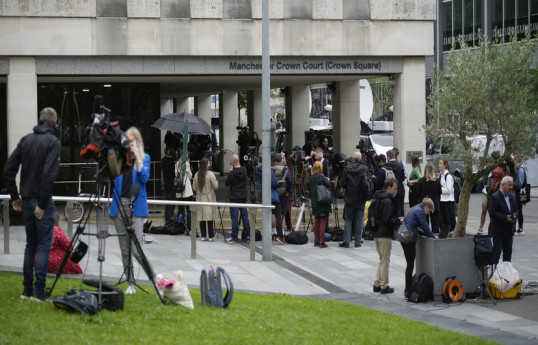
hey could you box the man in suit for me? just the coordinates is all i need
[488,176,518,264]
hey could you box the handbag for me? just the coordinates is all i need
[173,173,185,194]
[397,222,417,244]
[316,184,332,205]
[518,183,531,204]
[156,270,194,309]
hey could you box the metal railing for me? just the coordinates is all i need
[1,195,273,261]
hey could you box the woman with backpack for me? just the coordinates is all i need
[400,198,438,300]
[309,161,332,248]
[438,158,456,237]
[417,162,441,234]
[514,154,526,235]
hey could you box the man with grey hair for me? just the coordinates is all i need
[225,154,251,243]
[4,107,61,302]
[488,175,518,264]
[339,151,371,248]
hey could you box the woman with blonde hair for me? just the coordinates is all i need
[175,151,194,232]
[193,157,218,241]
[417,162,441,234]
[308,161,332,248]
[110,126,152,295]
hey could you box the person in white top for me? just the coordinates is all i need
[438,158,456,237]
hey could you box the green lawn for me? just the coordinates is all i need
[0,272,497,345]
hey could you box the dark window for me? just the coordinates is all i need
[444,2,454,50]
[464,0,474,45]
[532,0,538,36]
[454,0,463,48]
[505,0,516,41]
[517,0,529,39]
[474,0,482,45]
[493,0,504,41]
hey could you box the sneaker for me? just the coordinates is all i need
[276,237,286,245]
[380,286,395,294]
[225,237,237,244]
[244,238,250,243]
[373,285,381,293]
[201,237,208,241]
[20,289,33,300]
[208,238,214,242]
[517,229,524,235]
[125,285,136,295]
[477,227,483,235]
[355,242,362,248]
[30,291,51,303]
[319,243,328,248]
[314,242,320,247]
[339,242,349,248]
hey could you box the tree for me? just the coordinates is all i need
[426,34,538,237]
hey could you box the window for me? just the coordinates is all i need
[444,2,454,50]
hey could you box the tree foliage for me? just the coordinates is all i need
[426,34,538,237]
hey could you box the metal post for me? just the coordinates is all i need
[261,0,272,261]
[3,199,9,254]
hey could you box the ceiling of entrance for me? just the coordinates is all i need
[37,74,379,97]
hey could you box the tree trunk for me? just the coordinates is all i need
[454,177,475,238]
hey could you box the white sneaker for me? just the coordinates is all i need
[125,285,136,295]
[517,229,524,236]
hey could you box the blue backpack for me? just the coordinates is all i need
[200,266,234,308]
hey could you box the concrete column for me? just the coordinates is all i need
[220,91,239,172]
[250,89,262,136]
[160,98,173,155]
[287,85,310,154]
[333,80,361,156]
[195,94,212,126]
[393,57,427,173]
[174,97,189,114]
[7,57,37,153]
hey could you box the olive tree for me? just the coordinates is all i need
[426,34,538,237]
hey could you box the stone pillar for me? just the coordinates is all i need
[174,97,189,114]
[160,98,173,155]
[333,80,361,156]
[250,89,262,136]
[195,94,212,126]
[7,57,37,153]
[393,57,426,174]
[287,85,310,154]
[220,91,239,172]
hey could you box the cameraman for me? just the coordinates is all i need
[236,126,250,167]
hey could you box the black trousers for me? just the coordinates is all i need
[400,241,417,296]
[426,210,440,233]
[200,221,214,238]
[164,190,176,221]
[439,201,456,231]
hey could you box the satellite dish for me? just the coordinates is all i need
[360,79,374,122]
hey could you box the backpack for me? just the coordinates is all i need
[363,199,380,241]
[514,166,526,189]
[53,290,99,315]
[173,169,186,194]
[328,227,344,242]
[359,167,374,201]
[285,230,308,245]
[488,167,504,197]
[382,166,395,181]
[408,273,434,303]
[444,173,462,203]
[200,266,233,308]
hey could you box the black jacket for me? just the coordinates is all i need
[225,166,248,202]
[340,161,369,204]
[385,160,405,197]
[308,172,332,216]
[161,155,176,190]
[371,190,400,238]
[417,177,442,211]
[4,123,61,209]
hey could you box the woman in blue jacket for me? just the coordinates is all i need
[401,198,438,299]
[110,127,152,295]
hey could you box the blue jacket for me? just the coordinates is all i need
[403,204,436,244]
[488,189,518,238]
[257,166,280,203]
[110,154,150,218]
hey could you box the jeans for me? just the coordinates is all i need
[343,202,365,244]
[400,241,417,296]
[230,201,250,240]
[22,198,55,294]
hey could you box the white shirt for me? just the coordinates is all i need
[439,170,455,202]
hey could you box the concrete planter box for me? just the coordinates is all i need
[416,235,480,301]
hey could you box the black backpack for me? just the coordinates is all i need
[285,230,308,245]
[444,173,461,203]
[363,199,380,241]
[408,273,434,303]
[359,167,374,201]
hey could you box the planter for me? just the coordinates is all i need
[416,235,480,301]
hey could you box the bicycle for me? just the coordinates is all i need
[63,170,96,223]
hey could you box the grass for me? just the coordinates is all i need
[0,271,497,345]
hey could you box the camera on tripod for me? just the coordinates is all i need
[290,146,306,166]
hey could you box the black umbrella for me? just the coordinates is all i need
[151,111,213,135]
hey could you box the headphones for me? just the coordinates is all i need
[443,276,463,302]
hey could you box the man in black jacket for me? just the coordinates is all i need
[225,154,251,243]
[371,178,401,294]
[488,176,518,264]
[385,149,405,217]
[339,151,370,248]
[4,107,61,302]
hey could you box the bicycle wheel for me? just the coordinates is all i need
[64,202,84,223]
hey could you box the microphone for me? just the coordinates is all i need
[129,183,140,209]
